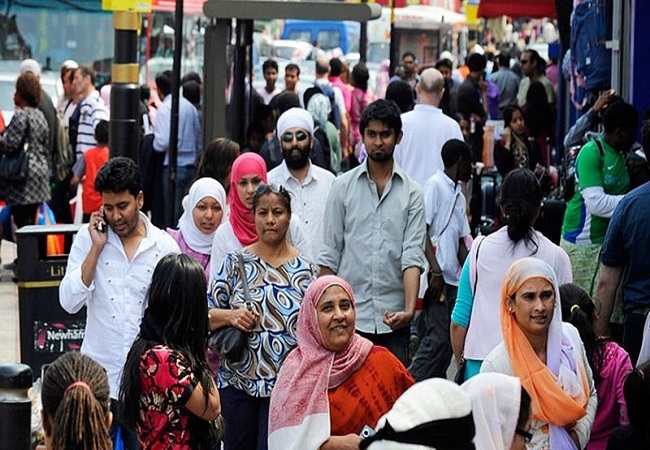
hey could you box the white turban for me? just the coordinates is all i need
[276,107,314,139]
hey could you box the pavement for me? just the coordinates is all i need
[0,238,19,364]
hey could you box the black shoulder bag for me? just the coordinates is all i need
[0,115,30,183]
[209,252,254,361]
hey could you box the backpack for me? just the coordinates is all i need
[313,126,333,173]
[315,83,342,130]
[52,115,74,183]
[562,138,605,201]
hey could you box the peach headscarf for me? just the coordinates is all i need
[500,258,589,448]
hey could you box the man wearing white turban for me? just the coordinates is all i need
[268,108,335,256]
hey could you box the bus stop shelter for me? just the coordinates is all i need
[201,0,382,145]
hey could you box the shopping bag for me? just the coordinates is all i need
[35,202,64,256]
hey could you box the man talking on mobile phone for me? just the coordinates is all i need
[59,157,180,449]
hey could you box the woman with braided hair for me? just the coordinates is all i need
[41,351,112,450]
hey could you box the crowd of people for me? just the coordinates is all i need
[2,48,650,450]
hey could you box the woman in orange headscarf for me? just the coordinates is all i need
[481,258,597,449]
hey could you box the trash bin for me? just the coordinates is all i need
[16,224,83,377]
[0,363,32,450]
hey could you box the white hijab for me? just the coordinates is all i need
[461,373,522,450]
[177,177,227,254]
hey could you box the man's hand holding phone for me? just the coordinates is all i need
[89,208,109,248]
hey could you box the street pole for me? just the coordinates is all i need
[110,11,141,160]
[389,0,397,75]
[166,0,184,227]
[360,0,368,62]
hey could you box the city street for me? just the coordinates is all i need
[0,239,19,364]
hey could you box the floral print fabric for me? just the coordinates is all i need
[137,345,197,449]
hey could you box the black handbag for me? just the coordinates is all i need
[209,252,253,361]
[0,119,29,183]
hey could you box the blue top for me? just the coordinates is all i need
[600,182,650,310]
[451,258,473,328]
[153,95,201,167]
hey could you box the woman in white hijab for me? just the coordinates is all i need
[462,373,533,450]
[167,177,227,281]
[361,378,476,450]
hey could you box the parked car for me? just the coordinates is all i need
[0,69,61,125]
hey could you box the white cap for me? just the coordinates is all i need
[61,60,79,70]
[20,59,41,76]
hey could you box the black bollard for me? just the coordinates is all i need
[0,364,32,450]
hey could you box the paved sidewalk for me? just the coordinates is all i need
[0,239,19,363]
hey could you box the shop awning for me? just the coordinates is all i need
[477,0,556,18]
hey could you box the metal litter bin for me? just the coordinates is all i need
[0,363,32,450]
[16,224,83,376]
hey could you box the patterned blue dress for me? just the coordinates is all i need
[208,249,318,397]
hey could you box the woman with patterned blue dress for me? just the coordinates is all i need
[208,184,318,450]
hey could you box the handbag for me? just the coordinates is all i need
[209,252,254,361]
[454,236,485,385]
[0,118,29,183]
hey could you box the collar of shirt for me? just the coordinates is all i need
[413,104,443,114]
[276,160,317,186]
[439,171,459,192]
[105,211,159,257]
[357,158,406,183]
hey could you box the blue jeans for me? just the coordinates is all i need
[623,309,648,365]
[409,285,458,381]
[109,399,140,450]
[162,165,196,225]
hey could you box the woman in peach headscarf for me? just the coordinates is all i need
[481,258,597,449]
[269,275,414,450]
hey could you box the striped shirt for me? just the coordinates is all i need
[75,90,108,155]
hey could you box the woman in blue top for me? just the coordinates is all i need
[450,169,572,380]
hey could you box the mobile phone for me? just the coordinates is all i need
[360,425,376,439]
[97,211,107,233]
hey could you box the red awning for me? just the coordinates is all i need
[152,0,206,14]
[478,0,556,19]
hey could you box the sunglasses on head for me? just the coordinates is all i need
[254,183,286,197]
[281,130,309,143]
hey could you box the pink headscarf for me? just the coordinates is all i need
[268,275,373,450]
[228,153,267,246]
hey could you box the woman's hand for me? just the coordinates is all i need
[229,306,259,332]
[320,434,362,450]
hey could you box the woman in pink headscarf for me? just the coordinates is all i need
[208,152,311,281]
[269,275,414,450]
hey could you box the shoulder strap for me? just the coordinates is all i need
[236,252,253,305]
[594,138,605,167]
[471,235,486,297]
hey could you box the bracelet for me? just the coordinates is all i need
[428,270,443,277]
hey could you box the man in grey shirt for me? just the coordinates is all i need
[318,99,427,365]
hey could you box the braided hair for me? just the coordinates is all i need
[41,352,112,450]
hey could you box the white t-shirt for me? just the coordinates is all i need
[423,171,470,286]
[395,104,464,187]
[257,87,281,105]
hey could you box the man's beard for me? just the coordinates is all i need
[284,146,311,170]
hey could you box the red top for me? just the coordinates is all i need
[81,146,109,214]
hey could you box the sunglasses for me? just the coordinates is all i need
[281,131,309,143]
[254,183,286,197]
[520,59,529,65]
[515,428,533,444]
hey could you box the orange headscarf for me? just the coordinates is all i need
[500,258,589,428]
